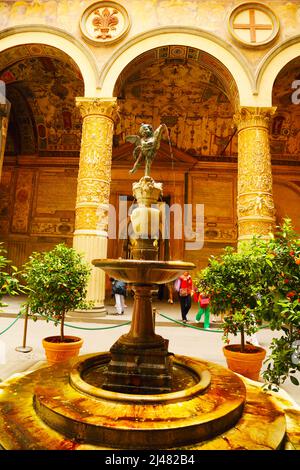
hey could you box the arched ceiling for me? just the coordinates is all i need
[114,45,238,158]
[1,44,83,156]
[271,57,300,163]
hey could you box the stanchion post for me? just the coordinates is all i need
[152,307,156,329]
[15,305,33,353]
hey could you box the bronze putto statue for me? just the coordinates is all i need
[126,123,167,176]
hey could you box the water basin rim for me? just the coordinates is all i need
[92,259,196,269]
[70,353,211,403]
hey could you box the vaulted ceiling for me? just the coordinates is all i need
[1,44,83,156]
[1,44,300,164]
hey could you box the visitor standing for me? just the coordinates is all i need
[175,271,194,323]
[111,279,127,315]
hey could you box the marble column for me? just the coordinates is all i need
[234,107,276,245]
[0,102,10,181]
[73,97,119,315]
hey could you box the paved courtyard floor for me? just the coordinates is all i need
[0,295,299,406]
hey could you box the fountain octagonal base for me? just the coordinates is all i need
[0,353,290,450]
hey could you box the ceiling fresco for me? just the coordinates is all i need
[271,57,300,163]
[115,46,238,158]
[0,44,299,164]
[0,45,83,156]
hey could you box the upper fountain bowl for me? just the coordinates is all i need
[92,259,195,284]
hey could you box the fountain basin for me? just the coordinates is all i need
[92,259,195,284]
[0,354,290,450]
[33,354,246,449]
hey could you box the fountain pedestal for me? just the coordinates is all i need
[99,175,177,393]
[103,285,172,393]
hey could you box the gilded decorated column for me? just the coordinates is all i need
[234,107,276,245]
[73,97,119,314]
[0,102,10,181]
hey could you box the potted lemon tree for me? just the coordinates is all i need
[195,244,269,381]
[22,243,92,364]
[254,219,300,391]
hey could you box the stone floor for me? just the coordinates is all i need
[0,295,299,406]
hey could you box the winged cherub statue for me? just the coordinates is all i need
[126,123,167,177]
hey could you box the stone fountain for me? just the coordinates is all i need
[0,124,298,450]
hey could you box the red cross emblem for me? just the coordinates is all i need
[233,8,273,44]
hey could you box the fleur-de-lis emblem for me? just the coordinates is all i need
[92,8,119,39]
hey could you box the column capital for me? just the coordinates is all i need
[234,106,277,131]
[75,97,119,122]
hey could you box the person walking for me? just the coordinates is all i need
[195,292,210,329]
[111,279,127,315]
[175,271,194,323]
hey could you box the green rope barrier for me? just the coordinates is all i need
[157,312,223,332]
[0,313,21,336]
[158,312,270,332]
[36,313,131,330]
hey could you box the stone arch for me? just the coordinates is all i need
[99,27,254,106]
[0,25,99,96]
[256,36,300,106]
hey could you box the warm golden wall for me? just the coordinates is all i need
[1,159,300,272]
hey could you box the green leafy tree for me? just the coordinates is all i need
[22,244,93,342]
[195,218,300,390]
[0,243,24,309]
[195,244,271,352]
[253,219,300,390]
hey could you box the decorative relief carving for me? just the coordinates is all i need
[75,206,98,231]
[239,220,274,238]
[11,171,34,234]
[31,221,74,236]
[238,193,275,218]
[80,2,131,46]
[75,99,117,231]
[236,107,276,240]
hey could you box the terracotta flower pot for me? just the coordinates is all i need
[42,336,83,365]
[223,344,266,381]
